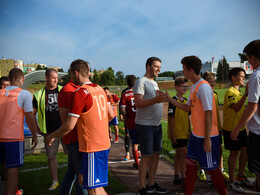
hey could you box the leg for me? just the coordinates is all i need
[48,157,58,182]
[139,156,151,188]
[147,153,160,186]
[256,174,260,191]
[114,125,119,141]
[179,147,187,179]
[228,150,239,182]
[238,146,247,177]
[87,187,107,195]
[5,167,19,195]
[185,159,197,195]
[174,148,181,176]
[209,168,227,195]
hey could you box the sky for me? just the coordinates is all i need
[0,0,260,77]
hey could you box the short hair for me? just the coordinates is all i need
[146,57,161,68]
[181,56,202,75]
[70,59,90,77]
[174,77,188,87]
[0,76,9,84]
[202,71,216,81]
[103,87,109,91]
[243,39,260,60]
[45,68,58,77]
[228,67,246,81]
[126,75,137,88]
[8,68,24,82]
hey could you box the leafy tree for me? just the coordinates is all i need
[238,53,247,63]
[216,56,230,83]
[115,71,125,86]
[100,69,115,86]
[58,68,64,72]
[92,69,101,85]
[158,71,175,79]
[36,65,43,70]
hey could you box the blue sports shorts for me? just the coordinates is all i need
[109,117,119,126]
[187,133,219,170]
[0,141,24,168]
[136,124,162,157]
[128,129,139,145]
[80,149,109,189]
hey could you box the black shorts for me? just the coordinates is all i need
[223,129,248,150]
[219,131,223,145]
[171,139,188,149]
[248,131,260,174]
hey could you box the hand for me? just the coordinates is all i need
[230,129,239,141]
[44,135,55,146]
[31,135,38,149]
[171,136,177,145]
[165,90,172,102]
[203,137,212,152]
[154,90,166,103]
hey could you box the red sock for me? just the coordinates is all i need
[133,149,139,165]
[209,169,227,195]
[185,159,197,195]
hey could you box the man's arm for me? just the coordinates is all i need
[108,103,114,121]
[59,107,70,123]
[165,92,191,112]
[204,110,212,152]
[25,112,39,148]
[45,115,78,145]
[231,102,258,140]
[134,90,165,108]
[121,106,127,121]
[230,83,248,112]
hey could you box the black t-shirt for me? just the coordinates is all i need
[33,87,62,134]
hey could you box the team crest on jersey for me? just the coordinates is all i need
[83,89,90,95]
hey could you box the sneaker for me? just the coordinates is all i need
[48,180,59,190]
[198,170,207,181]
[114,138,118,143]
[236,175,255,187]
[124,153,130,161]
[146,183,167,194]
[173,175,181,185]
[222,170,229,180]
[138,188,146,195]
[16,189,23,195]
[228,181,245,193]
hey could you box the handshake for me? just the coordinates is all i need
[154,90,171,103]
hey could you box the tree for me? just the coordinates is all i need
[58,68,64,72]
[216,56,230,83]
[115,71,125,86]
[158,71,175,79]
[92,69,101,85]
[238,53,247,63]
[100,69,115,86]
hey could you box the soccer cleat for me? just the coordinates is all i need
[222,170,229,180]
[146,183,167,194]
[114,139,118,143]
[198,170,207,181]
[228,181,245,193]
[16,189,23,195]
[138,188,146,195]
[48,180,59,190]
[124,153,130,161]
[173,174,181,185]
[236,175,255,187]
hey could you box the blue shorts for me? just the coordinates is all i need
[128,129,139,145]
[0,141,24,168]
[109,117,119,126]
[80,149,109,189]
[187,133,219,170]
[136,124,162,157]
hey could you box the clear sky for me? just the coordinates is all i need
[0,0,259,77]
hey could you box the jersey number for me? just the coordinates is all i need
[93,94,107,120]
[131,98,136,112]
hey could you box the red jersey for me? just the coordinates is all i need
[120,89,136,129]
[58,80,79,144]
[108,93,120,117]
[69,83,110,152]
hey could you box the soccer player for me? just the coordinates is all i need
[120,75,140,169]
[0,68,38,195]
[45,59,114,195]
[166,56,227,195]
[231,40,260,192]
[168,77,191,186]
[223,67,254,193]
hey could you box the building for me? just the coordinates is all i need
[174,60,253,78]
[0,57,23,77]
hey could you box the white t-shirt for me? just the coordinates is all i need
[187,78,213,111]
[133,76,162,126]
[5,86,33,113]
[247,66,260,134]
